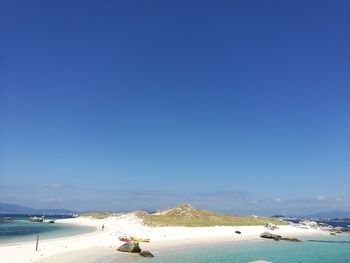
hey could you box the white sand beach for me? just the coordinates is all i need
[0,214,325,263]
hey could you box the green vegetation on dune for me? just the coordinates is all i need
[139,204,287,227]
[80,212,121,219]
[80,204,287,227]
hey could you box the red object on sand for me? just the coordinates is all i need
[119,236,130,242]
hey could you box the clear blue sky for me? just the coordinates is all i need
[1,0,349,214]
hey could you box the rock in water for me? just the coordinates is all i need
[139,250,154,257]
[117,241,142,253]
[260,232,282,241]
[280,237,301,242]
[260,232,301,242]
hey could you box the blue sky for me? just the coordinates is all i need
[1,0,350,215]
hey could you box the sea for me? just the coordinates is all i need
[100,234,350,263]
[0,214,94,244]
[146,236,349,263]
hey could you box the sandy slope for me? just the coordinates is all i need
[0,214,324,263]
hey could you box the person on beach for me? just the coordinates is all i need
[102,224,105,231]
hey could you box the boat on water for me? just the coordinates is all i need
[0,217,14,223]
[30,216,44,222]
[30,216,55,223]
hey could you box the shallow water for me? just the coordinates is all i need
[99,235,350,263]
[0,216,94,244]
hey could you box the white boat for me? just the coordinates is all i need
[30,216,44,222]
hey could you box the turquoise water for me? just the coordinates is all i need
[100,235,350,263]
[0,216,95,244]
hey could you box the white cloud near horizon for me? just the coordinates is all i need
[0,183,349,216]
[316,195,326,201]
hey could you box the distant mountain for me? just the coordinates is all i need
[0,202,76,215]
[302,210,350,219]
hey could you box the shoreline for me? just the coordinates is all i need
[0,222,97,247]
[35,232,329,263]
[0,215,327,263]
